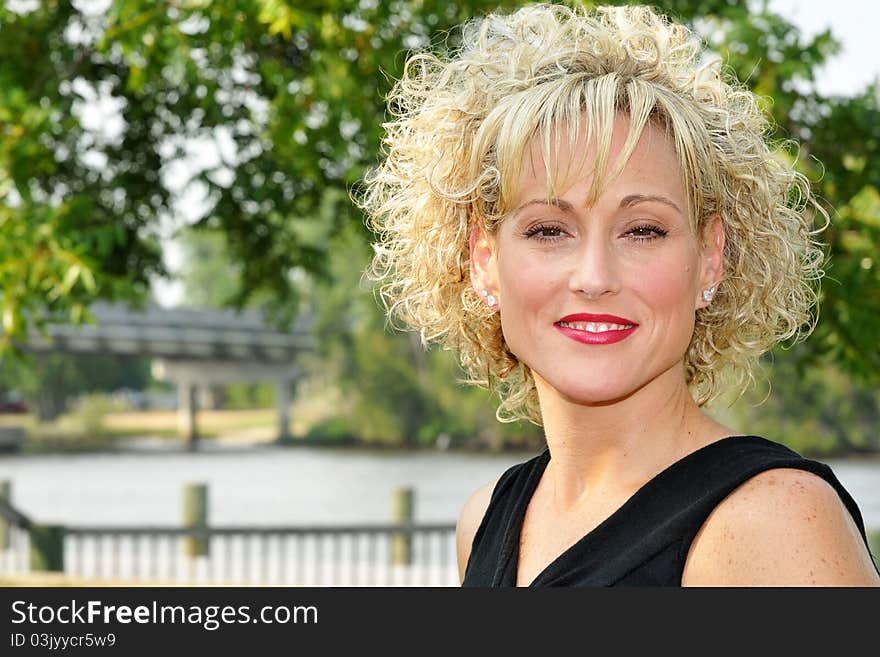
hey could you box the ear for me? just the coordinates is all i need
[697,214,725,309]
[469,222,498,301]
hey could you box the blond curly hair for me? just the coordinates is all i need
[358,3,826,424]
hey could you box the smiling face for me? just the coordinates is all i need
[470,114,724,406]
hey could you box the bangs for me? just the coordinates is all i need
[471,74,664,222]
[469,75,706,228]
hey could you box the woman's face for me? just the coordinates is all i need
[471,115,724,405]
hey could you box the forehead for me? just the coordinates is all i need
[513,114,686,209]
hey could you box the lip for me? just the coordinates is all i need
[554,313,639,346]
[557,313,637,325]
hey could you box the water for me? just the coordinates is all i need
[0,443,877,531]
[0,443,530,527]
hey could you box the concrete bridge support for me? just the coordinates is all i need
[153,360,302,449]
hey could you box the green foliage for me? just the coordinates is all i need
[718,345,880,457]
[302,416,358,445]
[0,2,164,342]
[0,351,151,420]
[0,0,518,338]
[70,392,117,437]
[178,230,243,309]
[224,382,275,410]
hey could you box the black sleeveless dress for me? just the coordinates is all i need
[462,435,878,586]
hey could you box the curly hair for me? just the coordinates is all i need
[358,3,826,425]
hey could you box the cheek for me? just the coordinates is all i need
[496,256,562,311]
[495,257,561,353]
[636,258,699,321]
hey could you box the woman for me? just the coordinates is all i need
[359,4,880,586]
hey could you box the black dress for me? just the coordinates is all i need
[461,435,878,586]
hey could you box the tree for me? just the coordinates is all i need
[0,0,515,339]
[177,228,243,309]
[0,350,152,420]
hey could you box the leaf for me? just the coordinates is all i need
[1,304,15,335]
[847,186,880,229]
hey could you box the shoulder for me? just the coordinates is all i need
[682,467,880,586]
[455,478,498,584]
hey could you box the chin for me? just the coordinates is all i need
[537,373,642,407]
[533,356,687,408]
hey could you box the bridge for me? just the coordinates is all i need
[20,303,315,447]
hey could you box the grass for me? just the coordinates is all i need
[103,408,278,437]
[0,378,347,450]
[0,407,285,451]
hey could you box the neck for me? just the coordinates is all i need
[533,363,732,513]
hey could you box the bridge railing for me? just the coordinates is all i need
[61,524,456,586]
[0,484,459,586]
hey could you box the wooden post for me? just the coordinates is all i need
[178,381,199,450]
[390,486,414,566]
[183,483,209,557]
[30,524,65,572]
[0,480,10,549]
[275,378,291,442]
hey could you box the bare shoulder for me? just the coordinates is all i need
[455,478,499,583]
[682,467,880,586]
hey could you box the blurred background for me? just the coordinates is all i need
[0,0,877,585]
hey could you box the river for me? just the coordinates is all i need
[0,441,877,531]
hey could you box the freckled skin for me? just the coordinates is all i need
[682,469,880,586]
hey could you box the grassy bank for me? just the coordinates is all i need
[0,408,281,452]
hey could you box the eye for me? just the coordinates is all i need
[624,223,668,241]
[524,223,566,241]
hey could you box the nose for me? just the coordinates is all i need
[567,235,621,299]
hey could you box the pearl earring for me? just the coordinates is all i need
[702,286,716,303]
[481,289,496,307]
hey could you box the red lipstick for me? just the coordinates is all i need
[554,313,639,345]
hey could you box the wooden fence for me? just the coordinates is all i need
[0,481,459,586]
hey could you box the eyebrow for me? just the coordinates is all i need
[513,193,682,216]
[513,198,576,215]
[619,194,682,214]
